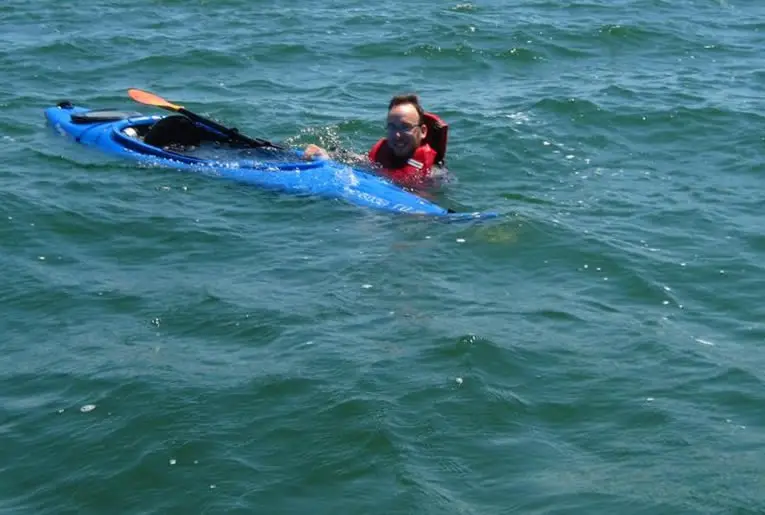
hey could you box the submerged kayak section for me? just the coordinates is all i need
[44,103,497,220]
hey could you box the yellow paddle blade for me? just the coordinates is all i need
[127,89,183,111]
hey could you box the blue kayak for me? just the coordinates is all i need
[44,102,497,220]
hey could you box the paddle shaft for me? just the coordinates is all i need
[176,107,285,150]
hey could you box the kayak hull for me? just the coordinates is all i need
[44,104,497,220]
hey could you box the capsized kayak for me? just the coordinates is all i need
[44,102,497,221]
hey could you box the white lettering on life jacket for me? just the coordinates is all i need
[406,158,423,170]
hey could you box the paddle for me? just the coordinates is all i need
[127,88,285,150]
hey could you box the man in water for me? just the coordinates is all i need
[303,94,448,187]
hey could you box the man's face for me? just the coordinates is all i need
[385,103,427,158]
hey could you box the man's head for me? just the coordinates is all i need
[385,94,428,158]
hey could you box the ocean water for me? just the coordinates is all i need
[2,0,765,513]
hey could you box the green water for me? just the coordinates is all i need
[2,0,765,513]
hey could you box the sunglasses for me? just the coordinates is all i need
[386,122,420,134]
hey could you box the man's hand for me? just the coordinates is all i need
[303,144,329,160]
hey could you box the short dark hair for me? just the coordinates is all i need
[388,94,425,124]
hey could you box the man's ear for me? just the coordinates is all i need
[420,123,428,139]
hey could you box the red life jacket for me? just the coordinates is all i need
[368,140,437,185]
[368,112,449,186]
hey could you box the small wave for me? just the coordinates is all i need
[525,21,705,57]
[594,22,697,47]
[450,3,478,12]
[509,29,599,59]
[25,40,92,58]
[527,309,586,323]
[529,96,765,141]
[403,42,478,58]
[532,97,603,117]
[596,84,640,100]
[399,42,549,64]
[500,192,556,207]
[133,48,247,69]
[494,47,542,62]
